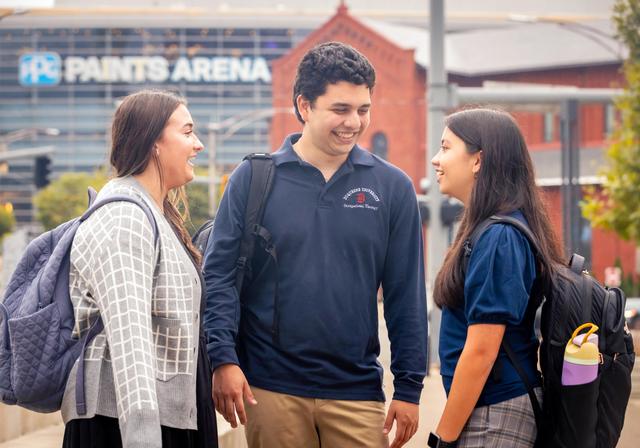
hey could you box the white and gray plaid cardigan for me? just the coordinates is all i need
[61,176,202,448]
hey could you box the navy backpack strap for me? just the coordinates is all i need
[75,191,160,415]
[235,153,275,293]
[80,194,160,246]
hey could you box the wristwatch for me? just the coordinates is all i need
[427,432,458,448]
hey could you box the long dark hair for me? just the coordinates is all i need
[433,108,564,309]
[110,89,201,265]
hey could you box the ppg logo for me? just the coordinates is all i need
[19,52,61,87]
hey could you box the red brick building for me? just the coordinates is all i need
[269,4,636,283]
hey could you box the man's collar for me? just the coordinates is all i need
[349,145,376,167]
[272,133,376,167]
[272,134,303,166]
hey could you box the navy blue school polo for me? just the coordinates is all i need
[439,211,540,406]
[203,133,428,404]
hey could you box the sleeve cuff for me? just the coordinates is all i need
[208,342,239,371]
[392,380,424,405]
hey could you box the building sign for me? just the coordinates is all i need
[19,53,62,87]
[19,52,272,86]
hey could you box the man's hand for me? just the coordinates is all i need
[383,400,419,448]
[212,364,257,428]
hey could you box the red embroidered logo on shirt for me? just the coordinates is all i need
[342,187,381,211]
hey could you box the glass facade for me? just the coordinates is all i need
[0,26,309,175]
[0,25,309,222]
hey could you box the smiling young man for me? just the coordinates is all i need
[203,42,428,448]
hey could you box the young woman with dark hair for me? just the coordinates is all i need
[61,90,217,448]
[429,108,564,448]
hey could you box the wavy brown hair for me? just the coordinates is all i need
[433,108,564,309]
[110,89,201,265]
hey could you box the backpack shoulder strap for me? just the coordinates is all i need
[462,214,541,277]
[235,153,276,292]
[501,339,546,436]
[484,215,542,254]
[81,193,160,245]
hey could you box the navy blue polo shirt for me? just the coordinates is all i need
[203,133,428,404]
[439,211,540,406]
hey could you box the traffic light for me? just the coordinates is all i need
[34,155,51,188]
[440,198,463,226]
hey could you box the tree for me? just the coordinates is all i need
[0,203,16,240]
[33,171,108,230]
[33,168,213,235]
[184,182,211,236]
[582,0,640,245]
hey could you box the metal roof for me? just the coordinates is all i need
[1,0,617,30]
[362,18,624,76]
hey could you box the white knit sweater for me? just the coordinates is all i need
[61,177,201,448]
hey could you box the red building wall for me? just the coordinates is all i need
[269,7,636,283]
[479,66,634,281]
[270,6,426,189]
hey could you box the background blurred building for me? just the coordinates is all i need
[0,0,634,281]
[269,3,632,283]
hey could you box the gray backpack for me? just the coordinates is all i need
[0,188,158,414]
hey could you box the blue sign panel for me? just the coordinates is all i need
[19,52,61,87]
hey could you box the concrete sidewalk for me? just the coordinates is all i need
[2,372,639,448]
[4,367,639,447]
[0,371,446,448]
[2,303,637,447]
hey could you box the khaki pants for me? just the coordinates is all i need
[245,387,389,448]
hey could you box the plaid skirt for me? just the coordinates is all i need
[458,388,542,448]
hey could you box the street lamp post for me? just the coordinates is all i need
[206,108,293,217]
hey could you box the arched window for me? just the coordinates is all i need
[371,132,388,160]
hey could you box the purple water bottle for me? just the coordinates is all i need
[561,322,600,386]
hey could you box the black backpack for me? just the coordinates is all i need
[192,153,276,294]
[464,215,635,448]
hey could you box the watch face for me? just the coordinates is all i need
[428,432,439,447]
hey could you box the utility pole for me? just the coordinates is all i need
[426,0,448,367]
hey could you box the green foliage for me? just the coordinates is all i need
[184,182,211,236]
[614,257,640,296]
[582,0,640,245]
[0,204,16,240]
[33,171,109,230]
[32,166,212,236]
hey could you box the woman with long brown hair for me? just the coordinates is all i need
[428,108,564,448]
[61,90,217,447]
